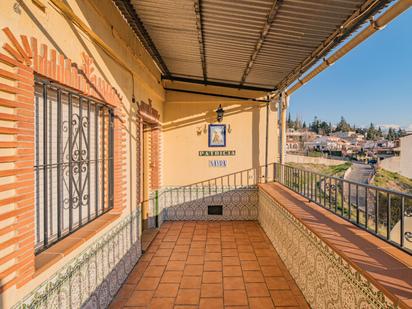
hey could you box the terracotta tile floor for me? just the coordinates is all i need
[110,221,308,309]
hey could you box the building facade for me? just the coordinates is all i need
[0,1,278,307]
[1,1,411,308]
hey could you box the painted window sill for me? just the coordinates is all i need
[34,212,120,277]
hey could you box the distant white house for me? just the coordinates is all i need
[304,136,349,152]
[330,131,357,139]
[399,134,412,178]
[363,139,396,150]
[379,134,412,178]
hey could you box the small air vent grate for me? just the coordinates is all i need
[208,205,223,215]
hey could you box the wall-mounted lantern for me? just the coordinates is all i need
[216,104,224,122]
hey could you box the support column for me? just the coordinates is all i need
[278,92,288,165]
[264,100,269,182]
[280,94,288,164]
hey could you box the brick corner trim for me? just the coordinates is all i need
[1,27,122,108]
[0,27,126,292]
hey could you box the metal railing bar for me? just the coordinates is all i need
[401,196,405,248]
[35,94,40,244]
[68,92,73,232]
[356,184,359,224]
[271,163,411,255]
[387,193,391,240]
[87,99,91,222]
[95,105,99,217]
[102,108,106,213]
[57,88,62,239]
[42,82,49,247]
[79,97,83,227]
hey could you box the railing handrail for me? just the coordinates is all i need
[281,163,412,199]
[275,162,411,254]
[146,161,411,253]
[153,162,412,200]
[154,162,275,199]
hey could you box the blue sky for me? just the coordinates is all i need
[288,7,412,131]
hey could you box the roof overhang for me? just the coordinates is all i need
[113,0,392,91]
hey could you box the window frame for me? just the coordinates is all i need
[33,75,115,254]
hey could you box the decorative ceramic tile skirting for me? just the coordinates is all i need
[150,186,258,221]
[258,190,396,309]
[12,210,141,309]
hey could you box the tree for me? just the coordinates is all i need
[302,121,307,129]
[378,127,383,138]
[310,116,320,133]
[355,127,366,135]
[319,121,331,135]
[335,116,351,132]
[387,128,395,141]
[367,123,378,140]
[294,116,302,130]
[287,112,294,129]
[397,128,406,138]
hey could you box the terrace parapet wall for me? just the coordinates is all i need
[259,183,412,308]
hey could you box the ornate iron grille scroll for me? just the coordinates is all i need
[34,76,114,253]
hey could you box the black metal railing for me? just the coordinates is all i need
[34,76,114,253]
[273,163,412,254]
[148,161,411,253]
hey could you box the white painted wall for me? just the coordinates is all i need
[400,135,412,178]
[285,154,345,166]
[379,156,401,174]
[379,135,412,179]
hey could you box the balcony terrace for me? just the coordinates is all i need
[113,221,308,308]
[107,164,412,308]
[0,0,411,308]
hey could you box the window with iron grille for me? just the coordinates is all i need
[34,76,114,254]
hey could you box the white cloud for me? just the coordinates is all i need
[378,124,401,129]
[377,124,400,131]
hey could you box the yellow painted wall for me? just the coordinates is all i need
[0,1,279,306]
[0,0,164,307]
[162,84,278,186]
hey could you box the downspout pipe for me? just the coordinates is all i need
[286,0,412,96]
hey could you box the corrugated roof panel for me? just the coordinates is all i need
[117,0,385,89]
[245,0,365,85]
[131,0,203,77]
[202,0,274,82]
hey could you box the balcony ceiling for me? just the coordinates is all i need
[113,0,390,91]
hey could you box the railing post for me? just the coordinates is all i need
[400,196,404,248]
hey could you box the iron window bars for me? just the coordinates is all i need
[34,76,114,254]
